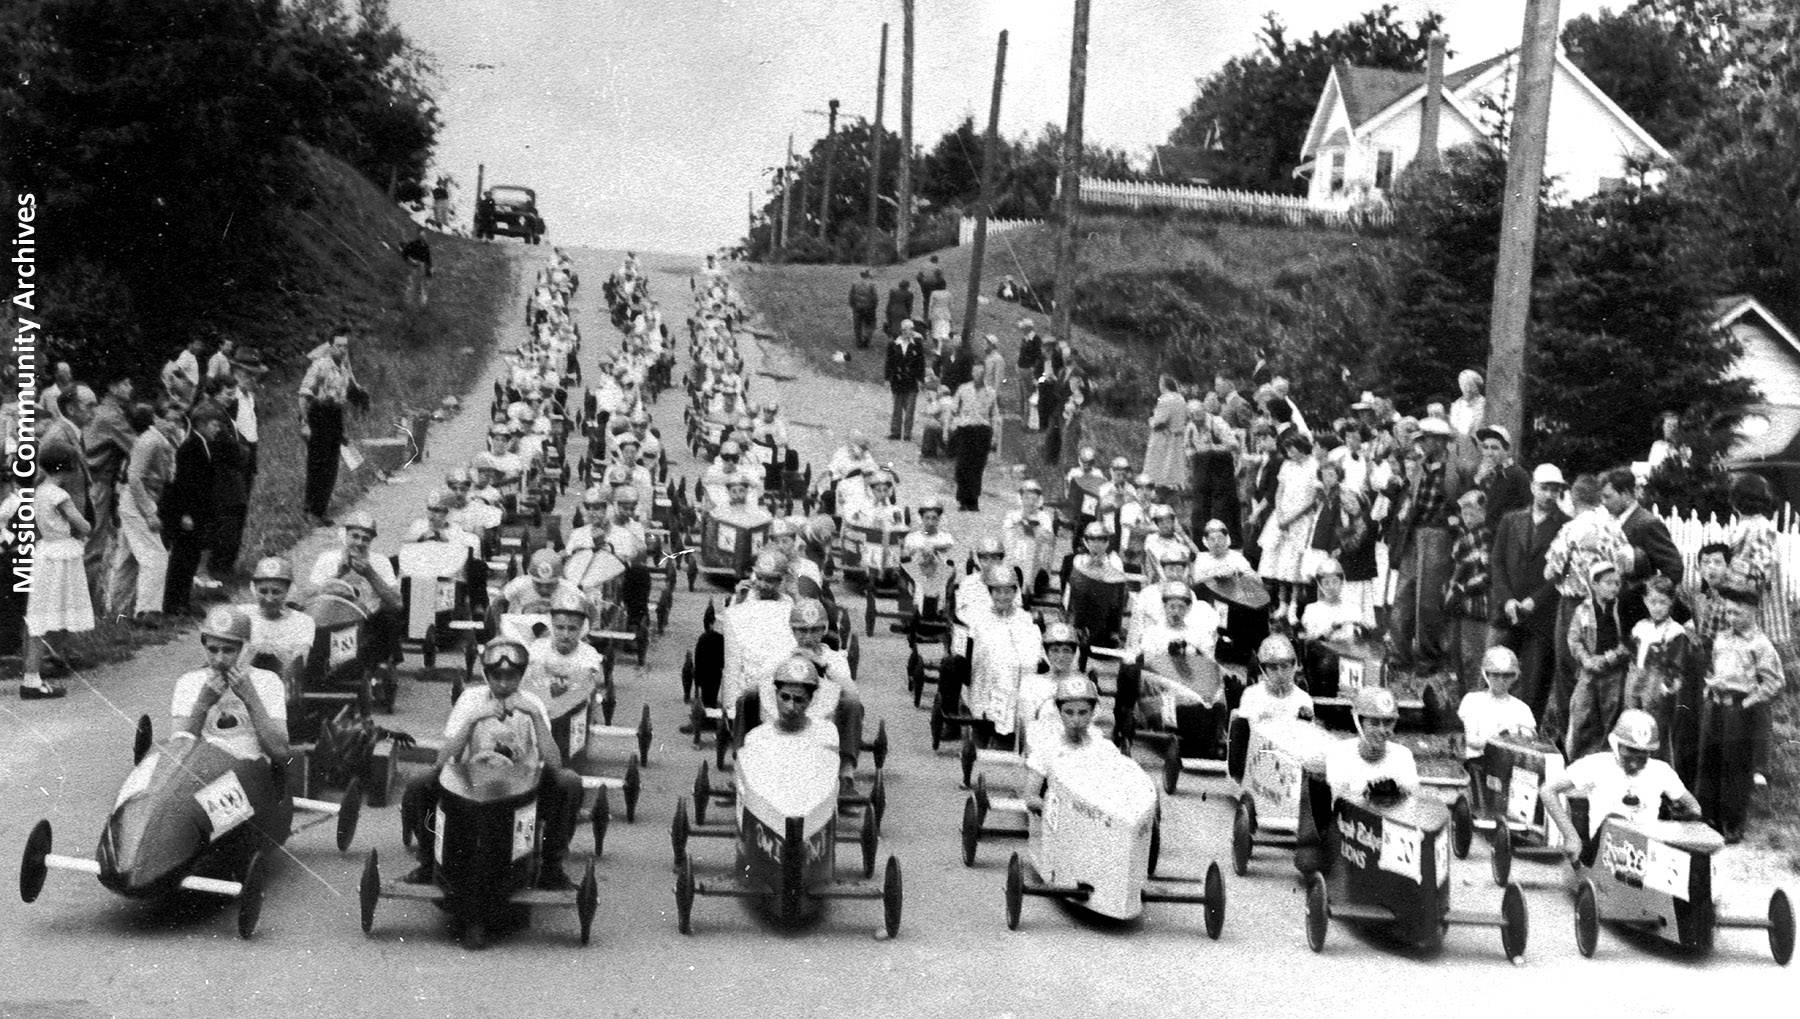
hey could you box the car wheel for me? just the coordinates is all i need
[1304,872,1329,952]
[359,850,381,934]
[1500,881,1529,963]
[675,854,695,935]
[577,862,598,946]
[1574,879,1600,958]
[882,856,903,938]
[1231,797,1254,878]
[1203,861,1227,941]
[237,850,269,940]
[1005,852,1024,931]
[1769,888,1794,966]
[1450,796,1473,860]
[1490,823,1513,887]
[961,797,980,867]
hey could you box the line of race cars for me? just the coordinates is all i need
[17,249,1792,966]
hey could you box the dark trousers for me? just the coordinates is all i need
[211,505,248,577]
[889,387,917,440]
[1189,450,1241,544]
[163,517,215,613]
[853,308,877,347]
[1694,690,1753,835]
[952,424,992,510]
[1546,596,1580,743]
[305,403,346,518]
[1489,600,1558,721]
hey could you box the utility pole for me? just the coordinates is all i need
[896,0,915,261]
[959,30,1009,353]
[747,190,755,244]
[868,21,890,263]
[1051,0,1092,345]
[818,98,841,238]
[778,133,795,251]
[1484,0,1559,447]
[1417,34,1447,171]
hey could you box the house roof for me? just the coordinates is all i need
[1334,53,1511,128]
[1713,294,1800,358]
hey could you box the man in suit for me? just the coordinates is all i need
[884,322,926,441]
[882,279,914,340]
[848,269,879,349]
[162,404,225,616]
[1488,463,1570,719]
[1601,467,1684,629]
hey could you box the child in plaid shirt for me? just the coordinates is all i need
[1566,561,1632,757]
[1626,575,1702,783]
[1443,490,1493,697]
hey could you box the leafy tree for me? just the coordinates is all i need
[1562,6,1722,149]
[1167,5,1447,193]
[919,116,994,209]
[1530,176,1753,471]
[1377,146,1514,412]
[1669,2,1800,326]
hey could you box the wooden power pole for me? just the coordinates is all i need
[959,30,1009,353]
[1051,0,1092,345]
[868,21,890,264]
[818,98,841,238]
[778,133,795,251]
[1484,0,1560,447]
[896,0,915,262]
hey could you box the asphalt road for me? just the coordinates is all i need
[3,246,1791,1019]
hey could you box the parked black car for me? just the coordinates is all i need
[474,185,545,243]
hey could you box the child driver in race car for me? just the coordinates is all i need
[1541,709,1704,857]
[403,640,584,890]
[1324,687,1420,802]
[745,656,841,753]
[1024,678,1118,810]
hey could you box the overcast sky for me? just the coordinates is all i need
[388,0,1616,253]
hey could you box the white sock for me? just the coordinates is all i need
[23,673,43,688]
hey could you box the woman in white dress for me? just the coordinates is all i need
[21,446,95,698]
[1258,430,1321,625]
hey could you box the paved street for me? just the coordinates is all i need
[3,247,1791,1019]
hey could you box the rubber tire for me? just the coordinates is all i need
[1162,739,1181,796]
[961,797,980,867]
[1574,879,1600,958]
[1005,852,1024,931]
[1232,797,1255,877]
[1305,872,1329,953]
[336,778,363,852]
[1770,888,1794,966]
[675,854,695,935]
[237,850,269,940]
[593,786,610,858]
[1204,861,1227,941]
[1450,796,1473,860]
[882,856,903,938]
[20,819,51,904]
[577,861,598,946]
[1148,810,1162,878]
[1500,881,1529,962]
[359,850,380,934]
[1490,824,1513,887]
[860,813,879,878]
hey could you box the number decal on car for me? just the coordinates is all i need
[194,772,255,841]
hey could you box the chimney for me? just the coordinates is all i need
[1418,34,1446,170]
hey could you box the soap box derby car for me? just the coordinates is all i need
[1296,775,1527,961]
[994,743,1226,935]
[21,717,362,939]
[1225,714,1338,876]
[1475,732,1568,886]
[1570,807,1793,965]
[358,756,601,948]
[671,734,900,936]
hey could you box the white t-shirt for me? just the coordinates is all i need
[444,686,552,767]
[1561,752,1691,836]
[1324,737,1419,802]
[308,548,399,615]
[523,637,603,703]
[245,609,316,664]
[1237,682,1315,724]
[1301,598,1371,641]
[499,577,583,615]
[1025,729,1116,778]
[405,520,481,552]
[1457,691,1538,759]
[171,667,289,760]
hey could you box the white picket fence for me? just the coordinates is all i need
[1655,505,1800,649]
[1074,176,1395,229]
[957,216,1045,246]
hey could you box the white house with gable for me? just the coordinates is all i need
[1294,49,1669,210]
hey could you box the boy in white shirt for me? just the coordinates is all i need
[1542,710,1702,854]
[242,556,315,669]
[1324,687,1419,802]
[1237,635,1315,723]
[1457,646,1540,807]
[523,592,604,704]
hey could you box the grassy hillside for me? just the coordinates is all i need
[736,211,1395,484]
